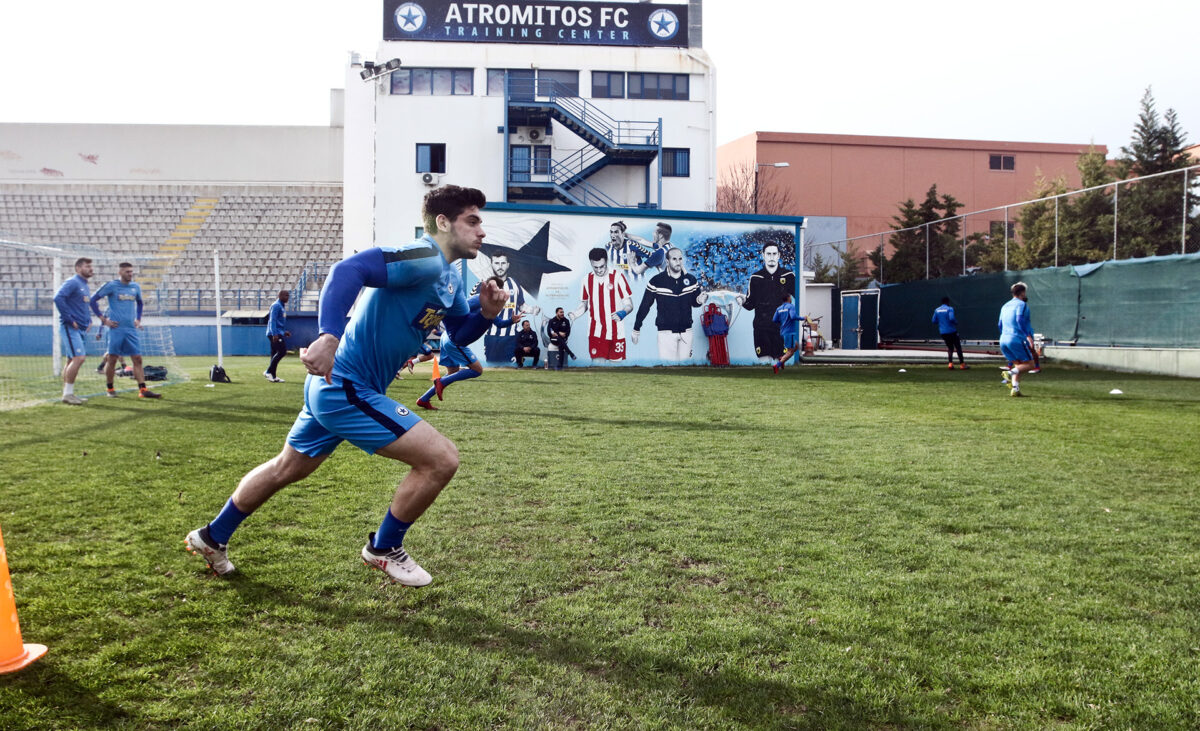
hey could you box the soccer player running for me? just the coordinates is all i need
[998,281,1036,397]
[53,257,95,405]
[770,293,802,374]
[264,290,291,382]
[415,277,517,410]
[90,262,162,399]
[932,296,968,370]
[185,186,506,586]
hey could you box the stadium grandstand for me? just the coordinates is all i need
[1,119,344,353]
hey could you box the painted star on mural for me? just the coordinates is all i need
[478,221,569,299]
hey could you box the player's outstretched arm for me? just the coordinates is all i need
[305,249,389,382]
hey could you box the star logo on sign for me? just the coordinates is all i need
[395,2,426,32]
[478,222,570,299]
[648,9,678,40]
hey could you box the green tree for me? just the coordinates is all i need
[1012,173,1070,269]
[808,250,835,284]
[1059,147,1116,265]
[878,185,966,282]
[1116,88,1198,257]
[835,243,870,290]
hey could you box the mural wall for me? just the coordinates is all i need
[461,205,804,366]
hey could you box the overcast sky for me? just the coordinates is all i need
[2,1,1197,156]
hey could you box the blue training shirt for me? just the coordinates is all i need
[90,280,143,329]
[318,236,492,393]
[267,299,288,336]
[998,298,1033,344]
[932,304,957,335]
[772,301,800,339]
[54,274,92,329]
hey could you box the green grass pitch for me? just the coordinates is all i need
[1,356,1198,729]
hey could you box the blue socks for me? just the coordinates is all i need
[207,498,250,545]
[373,509,413,550]
[421,368,479,401]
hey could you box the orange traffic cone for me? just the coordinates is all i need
[430,354,440,381]
[0,524,46,674]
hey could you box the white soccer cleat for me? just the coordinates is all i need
[1010,387,1023,397]
[185,527,236,576]
[62,394,87,405]
[361,533,432,587]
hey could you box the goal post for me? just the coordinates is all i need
[0,236,187,410]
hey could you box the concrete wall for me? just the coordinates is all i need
[1047,345,1200,379]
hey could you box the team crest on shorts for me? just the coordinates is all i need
[396,405,410,417]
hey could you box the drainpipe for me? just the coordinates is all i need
[685,50,716,211]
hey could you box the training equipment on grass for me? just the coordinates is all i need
[0,237,185,410]
[0,524,47,674]
[1110,389,1123,395]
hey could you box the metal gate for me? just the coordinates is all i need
[840,289,879,350]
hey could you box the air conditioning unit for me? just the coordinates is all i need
[528,128,542,141]
[420,172,438,186]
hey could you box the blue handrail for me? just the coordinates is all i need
[505,77,661,147]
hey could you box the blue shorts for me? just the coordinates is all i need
[439,340,476,369]
[106,327,142,357]
[286,375,424,457]
[1000,337,1032,363]
[61,324,86,358]
[782,332,798,349]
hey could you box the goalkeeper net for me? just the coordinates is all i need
[0,235,187,410]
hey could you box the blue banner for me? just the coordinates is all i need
[383,0,688,47]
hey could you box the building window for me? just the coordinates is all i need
[537,70,579,97]
[416,143,446,173]
[628,73,689,100]
[990,221,1016,239]
[592,71,625,99]
[661,148,690,177]
[989,154,1015,171]
[392,68,473,96]
[415,226,426,239]
[533,145,552,175]
[486,69,508,96]
[488,69,579,97]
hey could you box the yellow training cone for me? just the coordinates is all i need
[0,524,46,674]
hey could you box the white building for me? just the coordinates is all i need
[342,0,715,253]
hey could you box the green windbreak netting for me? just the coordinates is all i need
[878,253,1200,347]
[1075,254,1200,347]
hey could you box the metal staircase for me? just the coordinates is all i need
[504,77,661,207]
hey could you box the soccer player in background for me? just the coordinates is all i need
[570,247,633,361]
[185,186,506,586]
[770,292,802,374]
[415,277,517,410]
[53,257,95,405]
[631,247,707,360]
[932,296,968,370]
[998,281,1036,397]
[736,242,795,361]
[90,262,162,399]
[264,290,291,382]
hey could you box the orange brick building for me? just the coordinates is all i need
[718,132,1106,255]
